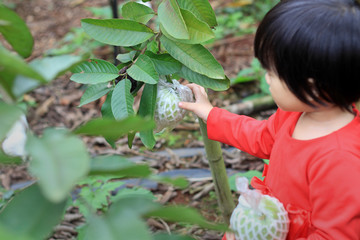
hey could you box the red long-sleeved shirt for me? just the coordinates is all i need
[208,107,360,239]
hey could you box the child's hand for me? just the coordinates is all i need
[225,232,236,240]
[178,83,213,122]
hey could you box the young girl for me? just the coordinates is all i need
[179,0,360,239]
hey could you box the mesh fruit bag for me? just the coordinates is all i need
[229,177,289,240]
[154,79,193,132]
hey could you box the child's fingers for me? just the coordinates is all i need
[181,84,212,122]
[186,83,202,90]
[178,101,195,112]
[186,84,208,101]
[186,83,205,93]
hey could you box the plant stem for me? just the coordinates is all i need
[109,0,120,65]
[165,75,172,83]
[198,118,235,225]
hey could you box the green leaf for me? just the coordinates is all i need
[80,196,158,240]
[158,0,189,40]
[111,196,160,216]
[128,131,136,149]
[145,51,182,75]
[177,0,217,27]
[81,211,151,240]
[75,186,110,218]
[0,68,17,101]
[0,184,67,240]
[30,55,85,82]
[127,55,159,84]
[111,79,135,120]
[0,5,33,58]
[116,51,136,63]
[110,187,156,203]
[231,68,257,85]
[160,36,225,79]
[74,116,155,140]
[26,129,90,203]
[228,171,263,191]
[0,225,32,240]
[12,55,86,97]
[122,2,155,24]
[138,84,157,149]
[89,155,152,177]
[146,40,159,53]
[0,150,22,164]
[149,175,189,189]
[146,206,227,231]
[180,8,214,43]
[230,75,257,85]
[99,92,118,146]
[0,46,45,82]
[0,102,23,141]
[101,91,115,119]
[178,65,229,91]
[71,59,119,84]
[81,18,154,46]
[153,233,195,240]
[100,91,123,148]
[160,9,214,44]
[79,82,111,107]
[73,176,122,218]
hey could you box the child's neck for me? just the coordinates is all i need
[292,106,355,140]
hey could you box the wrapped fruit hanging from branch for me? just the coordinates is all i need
[229,177,289,240]
[154,78,194,132]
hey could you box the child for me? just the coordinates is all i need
[179,0,360,239]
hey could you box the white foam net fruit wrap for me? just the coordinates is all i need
[154,79,194,132]
[230,177,289,240]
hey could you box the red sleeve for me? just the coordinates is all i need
[207,107,283,159]
[301,150,360,239]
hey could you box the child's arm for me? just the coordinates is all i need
[179,84,284,159]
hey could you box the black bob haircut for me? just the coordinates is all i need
[254,0,360,110]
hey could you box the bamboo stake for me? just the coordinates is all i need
[199,118,235,225]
